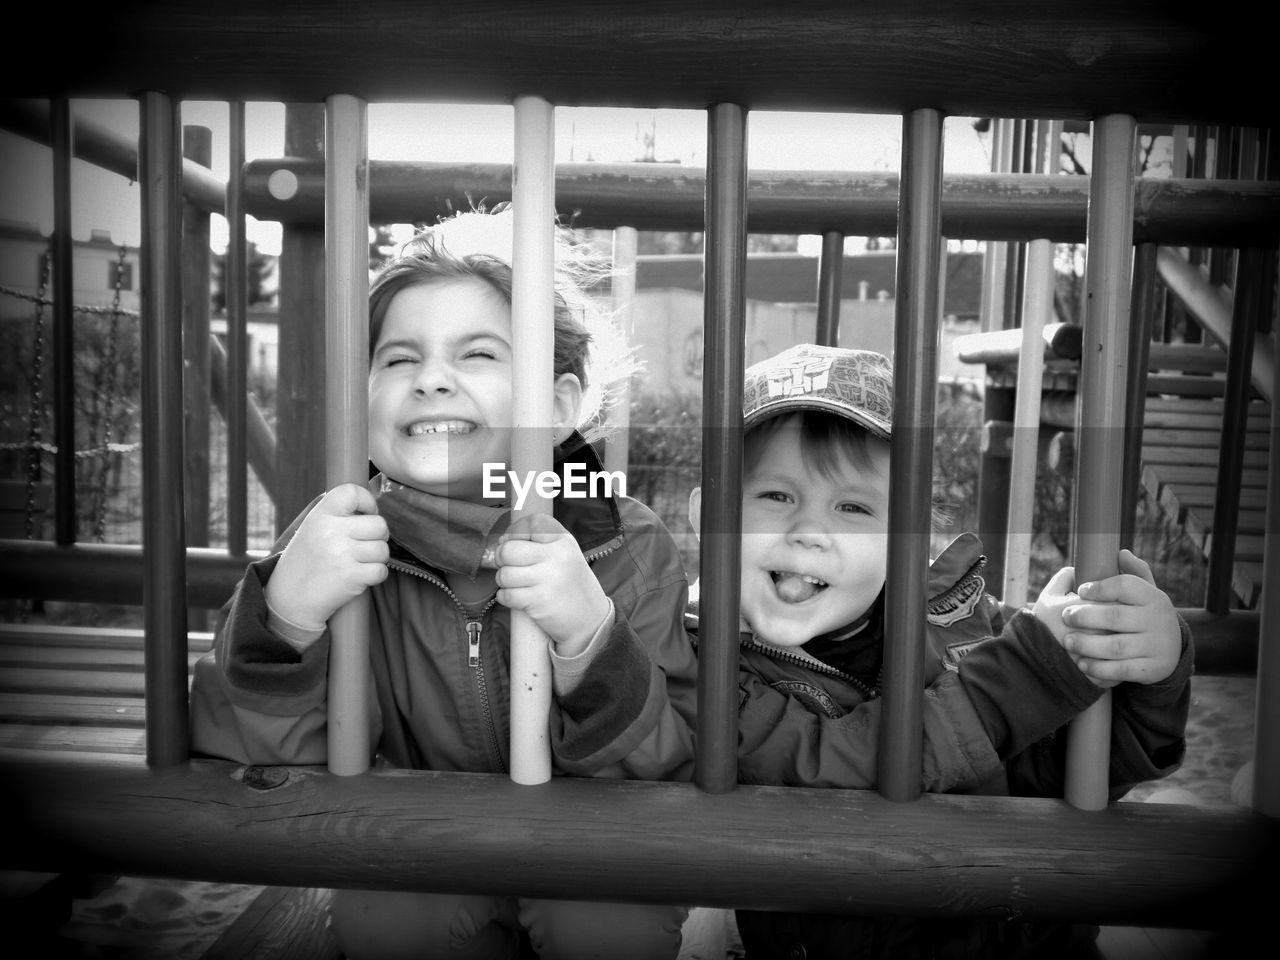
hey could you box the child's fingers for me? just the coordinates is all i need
[1074,572,1158,606]
[1072,653,1164,686]
[495,536,560,569]
[1061,599,1152,634]
[1039,565,1077,598]
[500,512,567,544]
[494,561,543,590]
[1062,628,1141,663]
[1117,548,1156,585]
[350,538,390,566]
[323,482,379,517]
[345,514,389,542]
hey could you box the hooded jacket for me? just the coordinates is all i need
[189,439,697,781]
[687,532,1193,959]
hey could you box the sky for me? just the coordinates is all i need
[1,100,996,256]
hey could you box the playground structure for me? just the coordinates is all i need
[1,1,1278,949]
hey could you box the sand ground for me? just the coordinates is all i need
[38,674,1259,959]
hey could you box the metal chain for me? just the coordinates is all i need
[23,247,52,541]
[91,247,128,542]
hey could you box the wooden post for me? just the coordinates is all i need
[323,94,372,777]
[183,124,213,631]
[183,124,213,557]
[138,91,190,767]
[275,104,327,535]
[1065,114,1136,811]
[697,102,748,795]
[509,94,557,786]
[1256,267,1280,818]
[50,97,76,547]
[225,102,249,557]
[815,230,843,346]
[881,107,944,802]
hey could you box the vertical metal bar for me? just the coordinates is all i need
[276,104,328,535]
[1003,119,1060,607]
[977,119,1016,588]
[815,230,843,346]
[978,119,1011,334]
[1255,282,1280,818]
[1120,243,1158,551]
[139,91,190,767]
[604,225,638,475]
[1252,127,1279,817]
[880,107,944,802]
[50,97,76,546]
[696,102,748,795]
[324,94,372,777]
[1205,247,1263,614]
[509,94,557,786]
[1003,237,1051,609]
[1065,114,1137,810]
[226,102,248,557]
[182,125,213,560]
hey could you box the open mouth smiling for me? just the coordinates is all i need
[405,420,476,436]
[770,570,829,604]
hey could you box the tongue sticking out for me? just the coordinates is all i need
[773,572,824,604]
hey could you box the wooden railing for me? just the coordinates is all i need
[1,1,1277,930]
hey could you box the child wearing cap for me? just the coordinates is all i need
[685,343,1192,959]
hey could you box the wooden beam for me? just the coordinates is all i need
[238,160,1280,245]
[7,2,1271,125]
[0,541,265,608]
[1,757,1273,930]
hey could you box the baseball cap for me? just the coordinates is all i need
[742,343,893,440]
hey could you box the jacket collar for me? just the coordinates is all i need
[379,431,625,578]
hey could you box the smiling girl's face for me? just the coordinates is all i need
[734,415,890,647]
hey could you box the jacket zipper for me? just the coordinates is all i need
[740,637,880,702]
[465,617,506,771]
[388,558,506,772]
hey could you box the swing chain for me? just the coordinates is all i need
[23,246,52,541]
[90,247,127,543]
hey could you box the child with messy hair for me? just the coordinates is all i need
[190,207,697,959]
[685,343,1192,959]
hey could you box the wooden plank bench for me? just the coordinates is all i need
[0,623,349,959]
[0,624,209,757]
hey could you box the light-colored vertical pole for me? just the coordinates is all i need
[509,94,557,786]
[1003,120,1060,608]
[605,225,638,475]
[1066,114,1136,810]
[324,94,372,777]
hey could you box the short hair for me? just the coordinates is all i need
[743,410,949,527]
[743,411,886,481]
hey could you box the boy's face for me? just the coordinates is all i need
[368,278,516,500]
[737,417,890,647]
